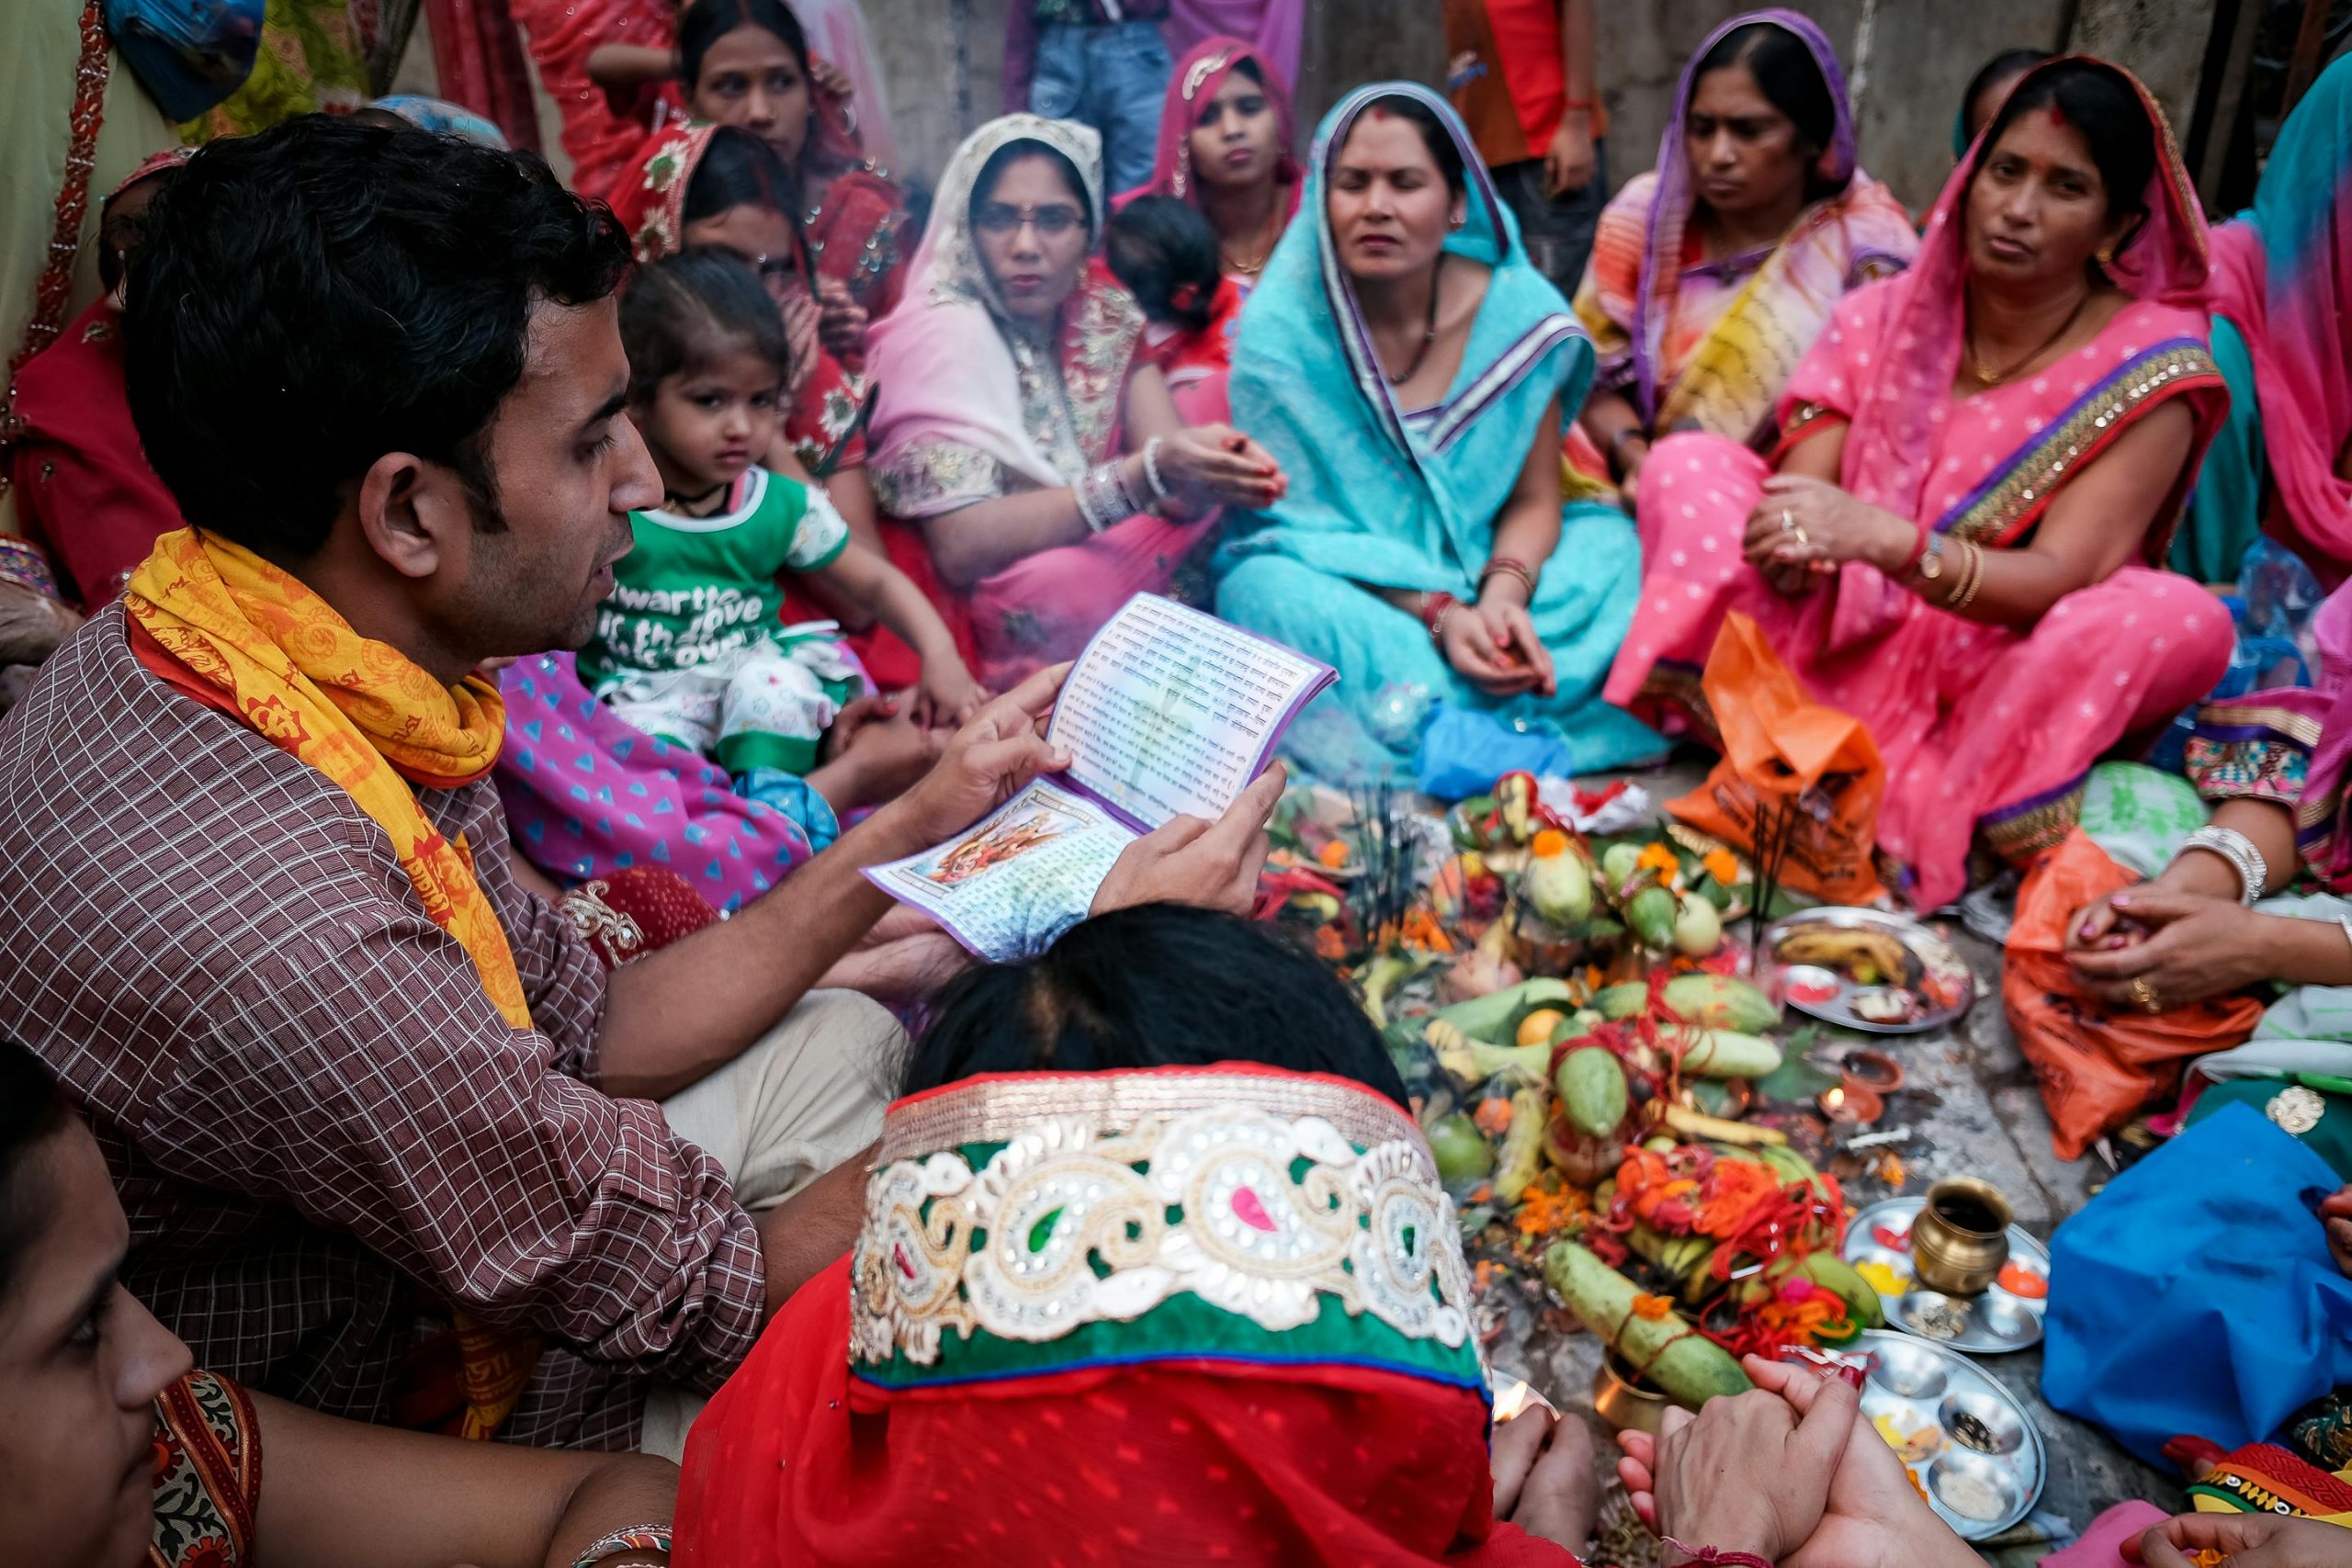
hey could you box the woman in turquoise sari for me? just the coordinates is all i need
[1212,83,1660,785]
[2176,52,2352,586]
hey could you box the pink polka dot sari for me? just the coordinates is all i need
[1606,60,2234,909]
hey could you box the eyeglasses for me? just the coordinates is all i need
[974,201,1086,238]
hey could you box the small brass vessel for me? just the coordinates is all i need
[1591,1352,1671,1436]
[1911,1178,2013,1297]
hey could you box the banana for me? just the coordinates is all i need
[1773,925,1910,984]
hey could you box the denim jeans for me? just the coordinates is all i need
[1028,17,1171,194]
[1490,141,1610,300]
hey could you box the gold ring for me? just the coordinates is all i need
[2128,976,2160,1014]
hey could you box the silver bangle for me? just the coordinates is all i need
[1074,465,1114,534]
[1140,435,1170,507]
[2176,825,2268,908]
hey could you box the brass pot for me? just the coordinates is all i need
[1591,1352,1670,1437]
[1911,1178,2013,1297]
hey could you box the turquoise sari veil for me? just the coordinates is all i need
[1212,81,1658,784]
[1217,81,1592,595]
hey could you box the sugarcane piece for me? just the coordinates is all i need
[1660,1104,1787,1146]
[1544,1243,1754,1408]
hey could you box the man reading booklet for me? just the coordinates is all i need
[872,595,1334,960]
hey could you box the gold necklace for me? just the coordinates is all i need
[1968,289,2090,386]
[1219,200,1283,276]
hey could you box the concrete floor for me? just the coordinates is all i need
[1474,772,2178,1563]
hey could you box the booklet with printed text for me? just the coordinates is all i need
[866,594,1335,960]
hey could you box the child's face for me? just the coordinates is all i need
[633,347,786,499]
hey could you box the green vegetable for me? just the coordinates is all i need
[1431,1032,1552,1088]
[1429,977,1575,1046]
[1679,1030,1784,1079]
[1796,1252,1885,1330]
[1544,1242,1754,1408]
[1490,1088,1548,1203]
[1526,841,1595,925]
[1555,1047,1629,1138]
[1600,842,1645,886]
[1592,982,1648,1021]
[1659,974,1781,1032]
[1426,1114,1494,1188]
[1672,893,1723,957]
[1626,886,1679,948]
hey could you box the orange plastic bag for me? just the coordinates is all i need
[2003,831,2265,1160]
[1668,613,1888,904]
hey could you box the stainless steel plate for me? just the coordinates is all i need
[1843,1196,2049,1353]
[1853,1329,2047,1540]
[1763,908,1975,1034]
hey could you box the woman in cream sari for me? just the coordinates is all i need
[865,114,1284,687]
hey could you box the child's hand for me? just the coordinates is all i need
[831,702,944,808]
[909,662,989,730]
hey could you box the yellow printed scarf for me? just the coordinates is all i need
[123,528,528,1027]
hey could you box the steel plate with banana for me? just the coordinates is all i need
[1764,909,1975,1035]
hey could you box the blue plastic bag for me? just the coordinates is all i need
[1414,707,1576,801]
[2042,1104,2352,1462]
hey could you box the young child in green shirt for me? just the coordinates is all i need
[583,248,985,790]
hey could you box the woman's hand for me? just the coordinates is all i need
[1631,1377,1852,1565]
[1743,473,1913,577]
[1461,582,1555,696]
[2125,1512,2352,1567]
[1619,1357,1975,1568]
[1439,598,1546,696]
[1152,425,1286,513]
[816,277,868,362]
[1490,1408,1600,1552]
[780,287,824,400]
[2064,887,2275,1010]
[909,656,989,730]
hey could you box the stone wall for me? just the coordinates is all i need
[854,0,2224,215]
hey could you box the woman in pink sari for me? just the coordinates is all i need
[1120,34,1303,294]
[1605,58,2232,909]
[864,114,1286,687]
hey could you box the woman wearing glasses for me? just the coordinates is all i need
[865,115,1288,686]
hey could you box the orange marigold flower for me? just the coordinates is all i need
[1317,839,1351,869]
[1532,828,1570,858]
[1636,841,1680,875]
[1474,1098,1515,1137]
[1630,1293,1677,1321]
[1702,849,1741,885]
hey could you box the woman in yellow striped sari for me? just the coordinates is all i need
[1569,11,1915,502]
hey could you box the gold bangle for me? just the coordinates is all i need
[1950,542,1988,612]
